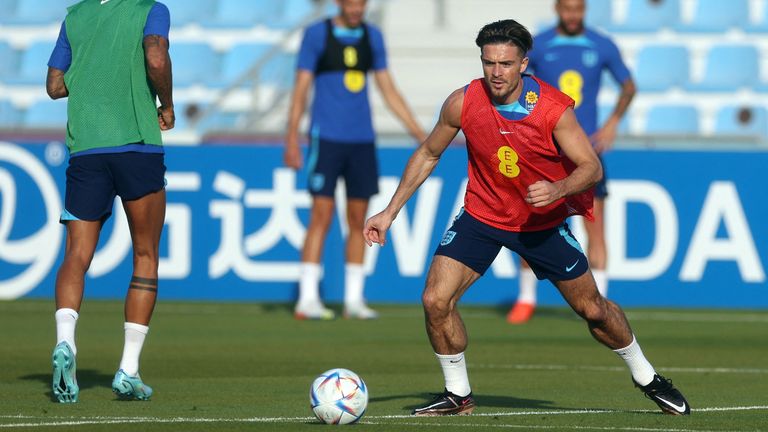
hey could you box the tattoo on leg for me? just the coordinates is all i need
[129,276,158,293]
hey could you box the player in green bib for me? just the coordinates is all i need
[46,0,174,403]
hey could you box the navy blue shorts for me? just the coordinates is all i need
[435,209,589,282]
[62,152,166,222]
[593,154,608,199]
[306,138,379,199]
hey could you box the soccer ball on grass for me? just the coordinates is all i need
[310,368,368,424]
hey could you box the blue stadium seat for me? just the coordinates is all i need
[746,1,768,32]
[675,0,748,32]
[24,99,68,128]
[714,106,768,137]
[685,45,758,92]
[220,43,271,86]
[168,43,220,86]
[163,0,218,26]
[634,45,688,92]
[609,0,679,32]
[0,0,17,21]
[598,105,630,135]
[585,0,612,28]
[7,42,56,86]
[0,42,17,81]
[272,0,319,29]
[173,102,243,132]
[203,0,283,28]
[645,105,699,134]
[1,0,70,25]
[0,100,22,127]
[259,52,297,90]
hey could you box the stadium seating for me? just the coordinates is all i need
[609,0,680,33]
[745,1,768,32]
[0,100,22,127]
[645,105,699,134]
[202,0,283,28]
[685,44,759,92]
[0,41,16,81]
[259,52,297,90]
[634,45,689,92]
[714,106,768,137]
[0,0,68,25]
[585,0,612,28]
[6,42,56,86]
[163,0,218,27]
[0,0,17,19]
[220,43,272,87]
[24,99,67,128]
[598,105,630,134]
[675,0,749,32]
[272,0,320,29]
[168,43,221,87]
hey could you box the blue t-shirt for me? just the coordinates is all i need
[297,19,388,143]
[48,1,170,73]
[527,27,630,136]
[489,74,542,121]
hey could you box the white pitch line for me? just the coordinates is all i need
[360,420,738,432]
[1,406,767,428]
[472,364,768,374]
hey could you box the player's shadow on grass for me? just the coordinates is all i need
[20,369,114,402]
[372,392,558,411]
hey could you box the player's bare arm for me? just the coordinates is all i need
[373,70,427,143]
[593,77,636,153]
[526,107,602,207]
[46,67,68,99]
[285,70,314,169]
[364,88,463,246]
[144,34,174,130]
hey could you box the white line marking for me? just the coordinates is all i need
[2,406,767,428]
[472,364,768,374]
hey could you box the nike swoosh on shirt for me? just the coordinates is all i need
[565,260,579,272]
[656,396,687,413]
[101,0,111,4]
[499,128,513,135]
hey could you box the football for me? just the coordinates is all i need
[309,368,368,424]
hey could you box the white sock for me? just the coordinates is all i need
[517,268,537,305]
[436,352,472,397]
[55,308,79,355]
[118,322,149,377]
[297,262,322,306]
[344,263,366,308]
[593,269,608,298]
[613,335,656,386]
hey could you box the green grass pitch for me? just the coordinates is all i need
[1,300,766,431]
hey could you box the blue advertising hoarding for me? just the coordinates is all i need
[0,141,765,307]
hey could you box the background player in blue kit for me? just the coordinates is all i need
[284,0,426,320]
[507,0,636,324]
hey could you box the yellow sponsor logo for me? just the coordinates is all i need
[344,46,358,68]
[497,146,520,178]
[558,69,584,108]
[525,91,538,105]
[344,70,366,93]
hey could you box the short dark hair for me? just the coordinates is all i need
[475,19,533,55]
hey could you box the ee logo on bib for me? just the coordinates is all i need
[497,146,520,178]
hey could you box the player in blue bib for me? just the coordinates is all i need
[507,0,636,324]
[284,0,426,320]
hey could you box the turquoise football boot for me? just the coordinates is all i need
[112,369,153,400]
[51,342,79,403]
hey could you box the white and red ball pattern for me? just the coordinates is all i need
[310,368,368,425]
